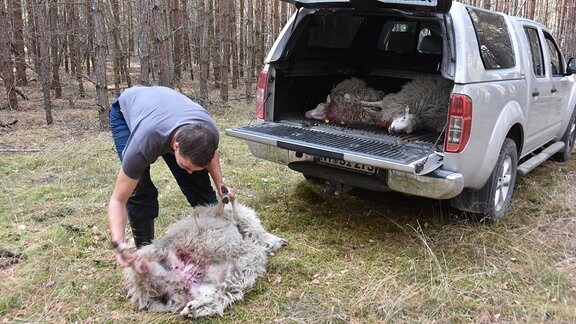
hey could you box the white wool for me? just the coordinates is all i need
[123,202,287,318]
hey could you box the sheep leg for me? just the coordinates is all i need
[344,93,384,112]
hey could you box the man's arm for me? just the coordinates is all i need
[206,150,235,200]
[108,167,139,266]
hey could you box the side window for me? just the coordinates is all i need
[524,27,545,77]
[543,32,562,76]
[467,8,515,69]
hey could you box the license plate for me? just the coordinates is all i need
[318,157,377,175]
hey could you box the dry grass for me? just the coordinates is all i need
[1,81,576,323]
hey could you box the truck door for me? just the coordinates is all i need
[523,26,559,152]
[542,31,568,134]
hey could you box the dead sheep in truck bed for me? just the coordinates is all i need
[305,78,385,126]
[122,201,287,318]
[357,75,453,134]
[306,76,453,134]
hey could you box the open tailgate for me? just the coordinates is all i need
[226,122,444,175]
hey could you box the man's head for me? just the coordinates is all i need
[174,123,218,173]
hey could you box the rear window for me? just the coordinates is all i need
[306,15,365,49]
[467,8,515,69]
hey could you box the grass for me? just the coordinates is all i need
[1,101,576,323]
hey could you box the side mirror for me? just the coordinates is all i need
[568,57,576,75]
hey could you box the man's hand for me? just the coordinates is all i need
[112,241,137,267]
[219,186,237,203]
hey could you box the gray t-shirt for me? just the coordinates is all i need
[117,86,219,179]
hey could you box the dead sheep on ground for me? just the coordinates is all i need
[305,78,385,126]
[122,201,287,318]
[356,75,453,134]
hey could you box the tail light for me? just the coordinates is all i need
[444,94,472,153]
[255,70,269,119]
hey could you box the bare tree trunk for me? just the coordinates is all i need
[49,0,62,98]
[62,6,69,73]
[558,0,569,50]
[152,0,171,86]
[9,0,27,86]
[185,0,196,81]
[244,0,253,103]
[85,1,94,75]
[92,0,109,130]
[171,0,184,89]
[198,0,209,98]
[253,1,263,73]
[139,0,151,85]
[526,0,536,20]
[26,0,41,76]
[67,2,85,97]
[219,0,230,101]
[35,0,53,125]
[238,0,245,79]
[211,0,220,89]
[0,2,18,110]
[231,0,238,90]
[107,0,121,95]
[272,0,279,38]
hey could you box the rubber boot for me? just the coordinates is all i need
[129,218,155,248]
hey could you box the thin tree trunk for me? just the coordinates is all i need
[9,0,27,86]
[92,0,109,130]
[127,1,134,53]
[26,0,41,76]
[185,0,196,81]
[244,0,253,103]
[272,0,279,38]
[219,0,229,101]
[49,0,62,98]
[253,1,263,73]
[0,2,18,109]
[62,6,69,73]
[238,0,245,80]
[68,2,85,97]
[35,0,53,125]
[139,0,151,85]
[152,0,171,86]
[198,0,209,98]
[211,0,220,89]
[107,0,121,95]
[85,0,94,75]
[230,0,238,90]
[171,0,184,89]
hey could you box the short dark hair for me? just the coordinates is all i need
[176,123,218,167]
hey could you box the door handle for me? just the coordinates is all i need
[551,88,558,94]
[532,90,540,97]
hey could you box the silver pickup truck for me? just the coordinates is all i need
[227,0,576,220]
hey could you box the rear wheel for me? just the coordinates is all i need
[553,108,576,162]
[478,138,518,221]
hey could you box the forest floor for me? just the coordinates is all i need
[1,73,576,322]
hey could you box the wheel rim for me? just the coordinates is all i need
[494,155,512,212]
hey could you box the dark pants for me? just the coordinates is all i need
[109,99,217,247]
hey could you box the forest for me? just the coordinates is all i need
[0,0,575,129]
[2,1,576,322]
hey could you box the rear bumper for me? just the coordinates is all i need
[245,142,464,199]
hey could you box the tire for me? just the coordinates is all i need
[478,138,518,220]
[553,108,576,162]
